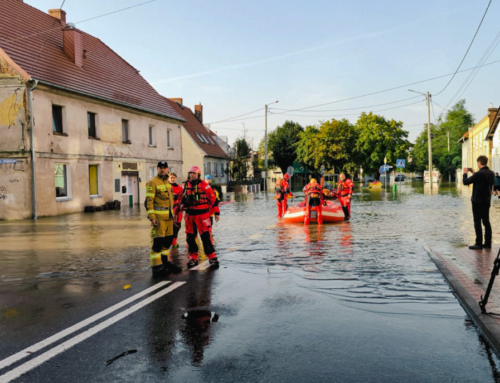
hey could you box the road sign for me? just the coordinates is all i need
[396,159,405,168]
[379,164,390,174]
[286,165,294,177]
[384,157,387,164]
[320,164,325,174]
[0,159,17,164]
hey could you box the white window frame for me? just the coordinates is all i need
[52,104,66,134]
[88,164,102,198]
[149,166,155,179]
[55,163,72,201]
[149,125,156,147]
[214,162,218,177]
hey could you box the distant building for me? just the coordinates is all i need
[458,107,499,179]
[0,1,184,220]
[164,98,228,186]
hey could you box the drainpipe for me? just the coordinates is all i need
[27,79,39,220]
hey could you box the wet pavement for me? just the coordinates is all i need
[2,181,500,382]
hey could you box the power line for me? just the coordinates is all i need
[270,95,421,113]
[28,0,66,73]
[434,0,492,96]
[4,0,156,44]
[207,107,263,124]
[443,26,500,110]
[270,99,425,118]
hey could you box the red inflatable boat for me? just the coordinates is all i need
[283,200,344,224]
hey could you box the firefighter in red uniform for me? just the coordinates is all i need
[168,172,183,248]
[275,174,292,217]
[337,172,353,220]
[303,178,324,225]
[176,166,219,267]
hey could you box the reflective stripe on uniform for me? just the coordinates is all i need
[161,249,170,256]
[147,210,155,215]
[145,193,155,197]
[157,185,167,191]
[150,253,161,260]
[154,210,171,215]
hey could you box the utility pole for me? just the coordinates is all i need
[264,100,278,192]
[409,89,433,189]
[448,130,451,182]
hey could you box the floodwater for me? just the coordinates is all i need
[2,180,500,382]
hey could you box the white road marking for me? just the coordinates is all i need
[0,281,171,371]
[189,260,209,271]
[0,282,185,383]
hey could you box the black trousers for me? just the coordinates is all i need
[472,202,492,246]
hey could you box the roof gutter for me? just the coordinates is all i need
[34,79,186,123]
[27,79,39,220]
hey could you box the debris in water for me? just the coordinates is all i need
[106,350,137,366]
[123,284,132,290]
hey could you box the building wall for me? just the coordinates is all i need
[468,116,490,169]
[0,54,32,220]
[181,128,204,179]
[492,128,500,173]
[204,156,227,185]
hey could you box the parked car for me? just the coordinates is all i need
[395,174,406,182]
[413,173,423,180]
[364,176,376,183]
[353,175,361,182]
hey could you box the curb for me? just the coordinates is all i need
[424,245,500,355]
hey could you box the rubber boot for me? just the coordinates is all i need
[162,255,182,274]
[151,265,164,278]
[342,206,350,221]
[317,206,323,225]
[187,253,199,268]
[208,253,219,267]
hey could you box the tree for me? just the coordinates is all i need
[412,100,474,178]
[267,121,304,174]
[296,119,359,173]
[229,138,251,182]
[355,112,411,175]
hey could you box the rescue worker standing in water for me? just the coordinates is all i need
[168,172,183,248]
[177,166,219,267]
[337,172,353,221]
[146,161,182,277]
[303,178,324,225]
[204,174,220,227]
[275,173,292,217]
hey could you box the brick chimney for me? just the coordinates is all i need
[48,9,66,24]
[170,98,183,106]
[62,26,83,68]
[195,104,203,124]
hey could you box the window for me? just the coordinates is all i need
[221,163,225,176]
[207,136,215,145]
[214,163,218,177]
[167,129,172,148]
[52,105,63,134]
[122,119,130,143]
[89,165,100,196]
[88,112,97,138]
[149,125,155,146]
[207,162,211,175]
[55,164,70,199]
[149,167,155,178]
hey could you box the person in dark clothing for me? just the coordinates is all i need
[463,155,495,250]
[494,172,500,198]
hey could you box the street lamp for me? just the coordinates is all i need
[264,100,279,192]
[408,89,433,189]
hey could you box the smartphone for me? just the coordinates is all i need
[468,168,473,172]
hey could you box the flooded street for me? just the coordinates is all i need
[2,181,500,382]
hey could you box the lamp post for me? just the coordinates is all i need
[264,100,279,192]
[408,90,433,189]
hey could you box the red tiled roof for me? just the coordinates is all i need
[163,98,228,159]
[0,0,183,121]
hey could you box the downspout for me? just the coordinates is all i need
[27,79,39,220]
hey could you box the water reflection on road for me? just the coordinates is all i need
[3,180,500,381]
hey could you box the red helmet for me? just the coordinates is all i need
[284,173,290,180]
[188,166,201,175]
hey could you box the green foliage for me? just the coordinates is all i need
[296,119,359,173]
[230,138,251,181]
[412,100,474,178]
[267,121,304,174]
[355,112,411,175]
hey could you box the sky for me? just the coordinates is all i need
[24,0,500,148]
